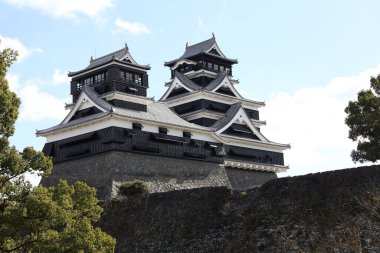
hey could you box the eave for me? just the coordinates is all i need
[218,133,291,151]
[68,59,150,78]
[224,160,288,173]
[164,90,265,109]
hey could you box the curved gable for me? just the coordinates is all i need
[205,73,243,99]
[160,73,201,100]
[213,105,268,142]
[206,41,227,58]
[62,87,110,124]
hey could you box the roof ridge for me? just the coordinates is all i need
[164,36,238,66]
[91,47,125,63]
[186,36,214,50]
[69,45,150,76]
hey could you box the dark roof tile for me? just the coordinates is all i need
[165,37,237,66]
[83,85,113,111]
[37,112,111,135]
[69,46,150,76]
[174,72,202,91]
[204,71,227,91]
[211,103,241,131]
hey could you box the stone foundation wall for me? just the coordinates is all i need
[225,167,277,189]
[42,150,278,199]
[42,151,230,199]
[98,165,380,253]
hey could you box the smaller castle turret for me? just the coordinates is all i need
[68,44,150,105]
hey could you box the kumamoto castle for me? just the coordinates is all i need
[37,36,290,199]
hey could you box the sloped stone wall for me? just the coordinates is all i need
[225,166,277,189]
[98,165,380,252]
[42,151,230,199]
[42,150,277,199]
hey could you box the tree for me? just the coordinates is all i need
[0,40,116,252]
[345,75,380,163]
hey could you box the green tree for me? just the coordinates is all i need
[345,75,380,163]
[0,40,116,252]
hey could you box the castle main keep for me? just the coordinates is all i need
[37,36,290,199]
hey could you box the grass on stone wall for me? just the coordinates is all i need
[119,180,149,196]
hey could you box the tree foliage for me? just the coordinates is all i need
[0,40,116,252]
[345,75,380,163]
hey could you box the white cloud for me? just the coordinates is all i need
[0,35,42,62]
[238,89,250,98]
[261,65,380,176]
[115,18,151,35]
[6,73,67,121]
[6,73,20,91]
[198,16,211,32]
[5,0,113,19]
[53,69,70,85]
[19,84,66,121]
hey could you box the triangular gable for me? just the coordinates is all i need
[160,75,198,100]
[205,41,227,58]
[215,106,268,142]
[209,75,242,99]
[62,90,109,124]
[119,51,139,65]
[215,86,238,98]
[122,58,132,63]
[208,48,221,56]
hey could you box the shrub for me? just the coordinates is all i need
[119,180,149,196]
[239,191,248,198]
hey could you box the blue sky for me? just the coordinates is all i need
[1,0,380,176]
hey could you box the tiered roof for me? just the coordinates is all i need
[164,35,238,66]
[37,87,208,136]
[68,44,150,77]
[36,85,289,152]
[161,71,245,101]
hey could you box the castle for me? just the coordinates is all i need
[37,36,290,199]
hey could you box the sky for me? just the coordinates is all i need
[1,0,380,177]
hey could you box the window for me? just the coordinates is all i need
[226,67,231,75]
[183,131,192,138]
[76,83,82,91]
[134,74,142,85]
[94,72,105,84]
[132,123,143,130]
[84,77,93,85]
[120,71,125,81]
[207,62,213,69]
[120,70,133,83]
[213,64,219,71]
[126,72,133,82]
[220,65,225,71]
[159,127,168,134]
